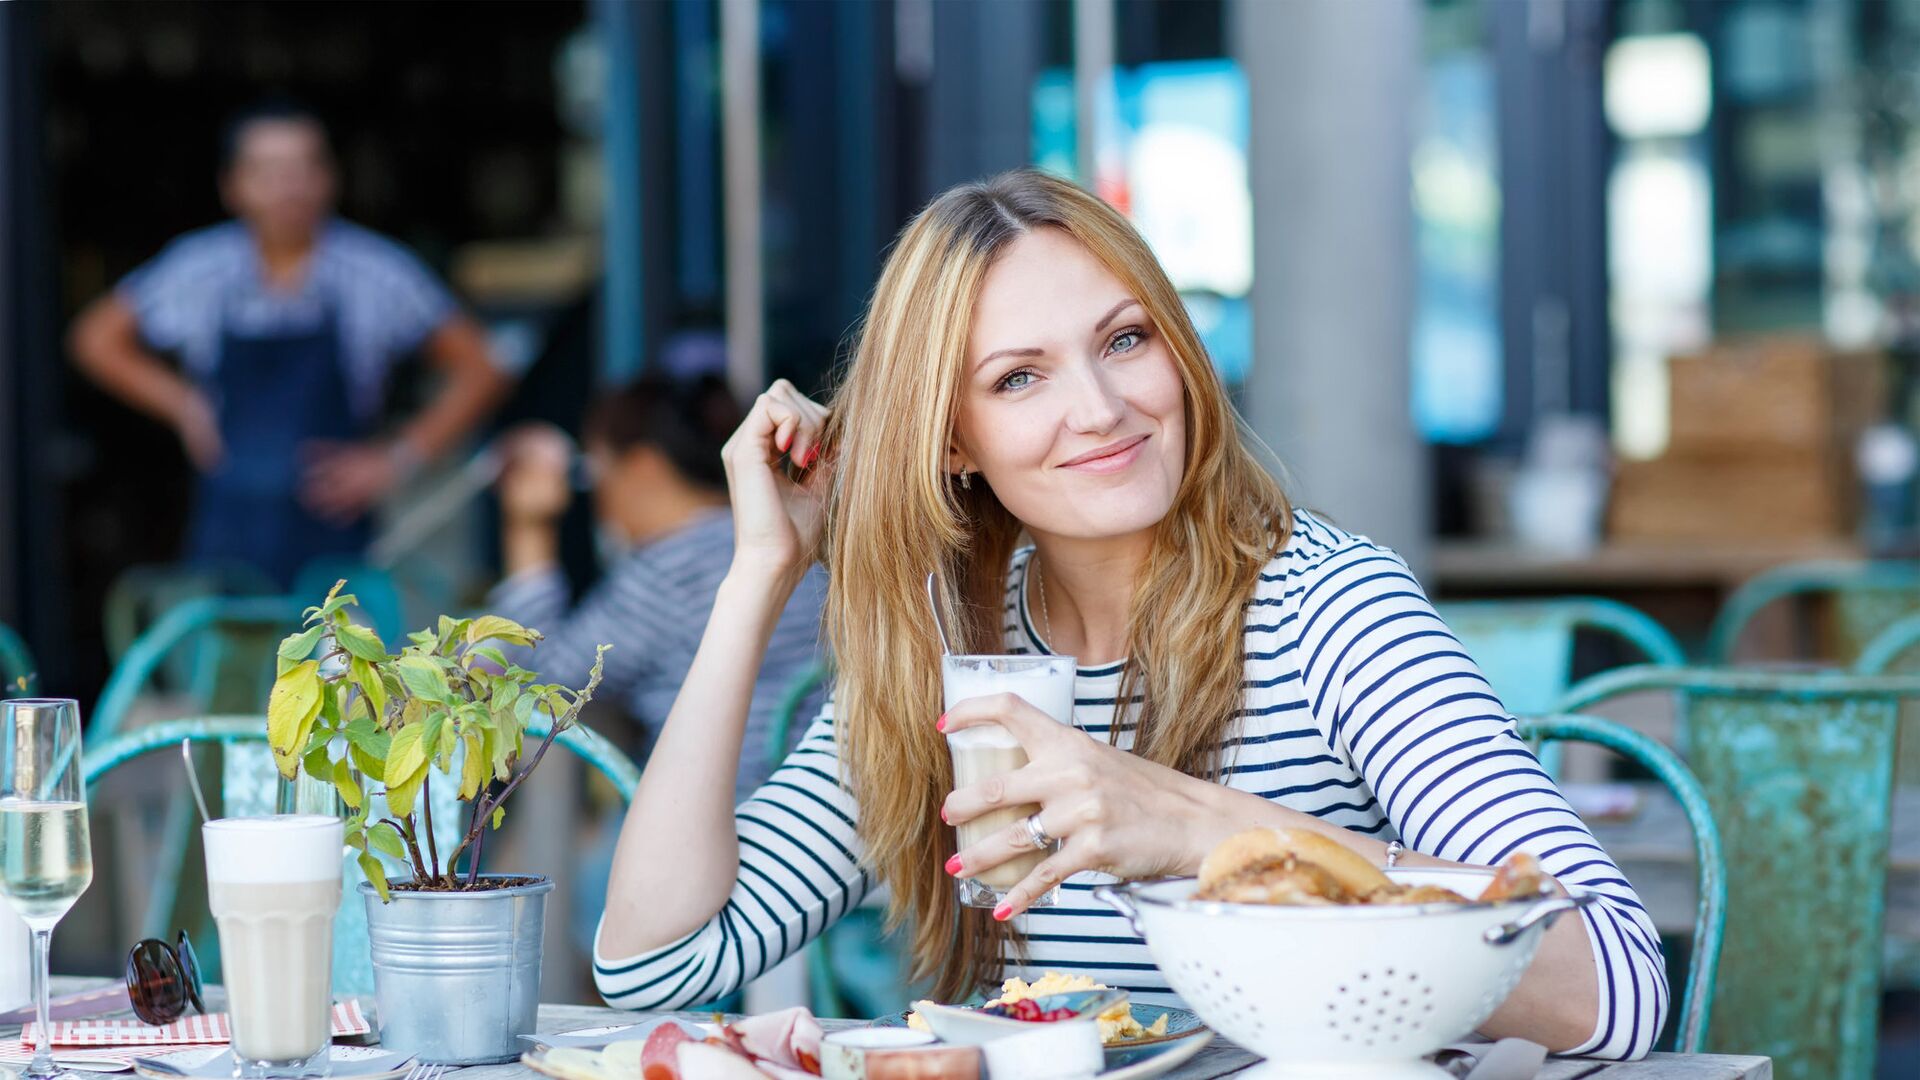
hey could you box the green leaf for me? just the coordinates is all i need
[301,745,334,783]
[491,805,505,830]
[351,658,387,721]
[395,656,451,703]
[466,645,511,671]
[459,730,488,800]
[358,852,392,903]
[336,767,364,810]
[385,763,426,818]
[267,661,323,779]
[385,724,428,791]
[366,821,408,860]
[350,743,386,784]
[278,625,325,661]
[466,615,537,649]
[334,622,387,663]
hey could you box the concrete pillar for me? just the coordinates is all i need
[1232,0,1428,574]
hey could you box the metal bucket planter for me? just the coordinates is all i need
[359,875,554,1065]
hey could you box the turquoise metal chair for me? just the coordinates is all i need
[1558,665,1920,1080]
[104,562,279,690]
[0,620,37,697]
[1514,713,1723,1054]
[83,714,641,995]
[91,596,307,738]
[1438,597,1685,717]
[1705,559,1920,665]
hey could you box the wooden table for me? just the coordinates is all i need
[23,982,1769,1080]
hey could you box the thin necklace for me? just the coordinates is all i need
[1032,554,1054,648]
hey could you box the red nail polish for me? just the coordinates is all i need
[803,446,820,468]
[935,713,947,732]
[940,807,950,824]
[777,431,791,452]
[945,854,963,876]
[992,903,1012,921]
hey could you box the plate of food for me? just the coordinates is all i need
[876,972,1211,1077]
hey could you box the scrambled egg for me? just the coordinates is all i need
[909,972,1170,1045]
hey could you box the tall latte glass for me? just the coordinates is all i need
[942,654,1076,909]
[203,816,343,1078]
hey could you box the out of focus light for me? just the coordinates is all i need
[1604,34,1711,140]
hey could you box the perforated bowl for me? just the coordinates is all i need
[1094,868,1593,1080]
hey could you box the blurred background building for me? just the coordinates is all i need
[8,0,1920,1046]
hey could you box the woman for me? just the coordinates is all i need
[488,375,826,796]
[598,171,1665,1059]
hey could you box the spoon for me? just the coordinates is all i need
[925,571,954,655]
[179,739,213,824]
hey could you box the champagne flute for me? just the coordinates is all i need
[0,699,92,1080]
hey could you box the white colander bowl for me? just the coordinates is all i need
[1094,867,1594,1080]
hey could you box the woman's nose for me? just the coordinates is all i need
[1063,364,1126,435]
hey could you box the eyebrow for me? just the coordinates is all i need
[973,298,1142,371]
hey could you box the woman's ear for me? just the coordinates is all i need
[945,445,976,477]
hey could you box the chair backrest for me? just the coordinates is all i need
[1558,665,1920,1080]
[1706,559,1920,666]
[91,597,307,739]
[1515,712,1723,1054]
[104,562,279,672]
[1439,597,1684,716]
[768,660,831,766]
[0,620,38,697]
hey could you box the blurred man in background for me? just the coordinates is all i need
[488,374,827,798]
[68,100,510,585]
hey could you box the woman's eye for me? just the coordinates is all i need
[996,369,1036,393]
[1109,329,1145,354]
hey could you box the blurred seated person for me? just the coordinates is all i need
[68,99,511,585]
[490,375,827,796]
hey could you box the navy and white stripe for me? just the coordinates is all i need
[488,509,828,796]
[593,509,1666,1059]
[117,218,459,419]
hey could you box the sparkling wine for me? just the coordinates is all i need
[0,800,93,927]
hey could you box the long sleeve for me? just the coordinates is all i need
[591,702,871,1009]
[1290,517,1669,1060]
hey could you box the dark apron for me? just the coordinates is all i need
[186,301,371,587]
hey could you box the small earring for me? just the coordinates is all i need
[959,469,972,490]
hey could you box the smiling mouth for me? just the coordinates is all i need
[1059,434,1149,469]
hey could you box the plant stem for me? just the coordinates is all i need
[393,815,430,882]
[423,772,441,881]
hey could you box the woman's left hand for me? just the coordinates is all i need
[940,692,1232,919]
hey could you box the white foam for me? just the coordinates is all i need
[941,655,1075,748]
[203,815,343,884]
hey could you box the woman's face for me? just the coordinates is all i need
[952,228,1187,543]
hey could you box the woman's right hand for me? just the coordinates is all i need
[721,378,830,580]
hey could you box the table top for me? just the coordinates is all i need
[23,982,1769,1080]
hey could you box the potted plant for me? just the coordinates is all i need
[268,583,608,1065]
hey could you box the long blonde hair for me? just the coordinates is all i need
[818,169,1293,1001]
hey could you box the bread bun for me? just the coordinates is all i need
[1198,827,1392,897]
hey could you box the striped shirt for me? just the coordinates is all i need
[488,509,828,796]
[117,218,458,420]
[593,510,1667,1060]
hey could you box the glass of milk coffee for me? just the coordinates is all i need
[202,816,343,1078]
[941,654,1075,909]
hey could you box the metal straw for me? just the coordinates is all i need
[179,739,212,824]
[925,571,954,655]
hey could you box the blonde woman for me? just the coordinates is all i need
[598,170,1666,1059]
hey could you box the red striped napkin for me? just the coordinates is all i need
[21,1001,370,1047]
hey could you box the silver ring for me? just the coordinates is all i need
[1020,813,1054,850]
[1384,840,1404,868]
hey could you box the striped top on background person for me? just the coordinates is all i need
[591,509,1667,1060]
[488,508,828,797]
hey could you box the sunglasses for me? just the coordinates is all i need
[125,931,206,1026]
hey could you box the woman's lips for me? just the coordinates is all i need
[1059,434,1148,474]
